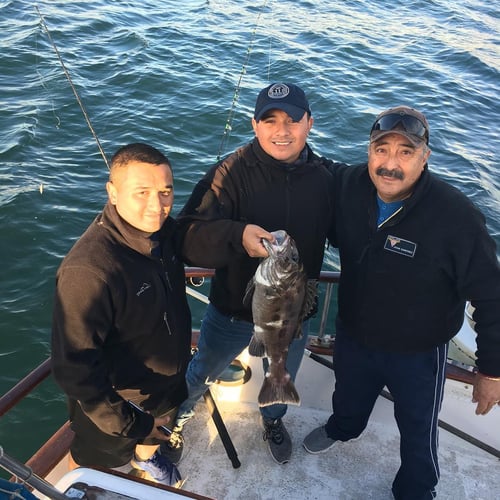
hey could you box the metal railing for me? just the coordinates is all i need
[0,268,339,479]
[1,267,483,480]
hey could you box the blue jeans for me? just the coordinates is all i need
[176,303,309,425]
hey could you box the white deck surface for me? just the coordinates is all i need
[41,348,499,500]
[175,350,500,500]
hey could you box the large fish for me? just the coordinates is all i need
[244,230,316,407]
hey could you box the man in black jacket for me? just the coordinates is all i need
[175,83,337,464]
[51,143,191,486]
[303,106,500,499]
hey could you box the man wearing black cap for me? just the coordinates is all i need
[303,106,500,499]
[174,83,339,464]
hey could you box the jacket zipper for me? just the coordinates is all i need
[164,312,172,335]
[159,257,173,335]
[377,206,404,230]
[285,172,291,229]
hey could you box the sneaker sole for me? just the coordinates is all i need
[268,450,290,465]
[302,440,336,454]
[130,467,186,488]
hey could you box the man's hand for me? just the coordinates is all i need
[147,414,174,442]
[472,373,500,415]
[242,224,274,258]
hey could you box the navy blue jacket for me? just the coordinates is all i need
[332,164,500,376]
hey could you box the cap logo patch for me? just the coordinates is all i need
[267,83,290,100]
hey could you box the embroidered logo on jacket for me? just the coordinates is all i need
[384,235,417,258]
[136,282,152,296]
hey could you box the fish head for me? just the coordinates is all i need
[262,230,299,265]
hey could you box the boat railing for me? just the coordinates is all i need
[0,267,339,480]
[0,266,480,480]
[184,267,340,348]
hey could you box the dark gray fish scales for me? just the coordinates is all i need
[244,230,316,407]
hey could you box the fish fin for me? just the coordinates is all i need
[301,279,318,318]
[291,280,318,340]
[258,374,300,407]
[248,334,266,357]
[242,277,255,308]
[293,323,303,339]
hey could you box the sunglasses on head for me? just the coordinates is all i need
[371,113,429,144]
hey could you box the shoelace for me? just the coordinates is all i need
[263,420,284,445]
[149,453,161,467]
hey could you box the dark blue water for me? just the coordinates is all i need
[1,0,498,464]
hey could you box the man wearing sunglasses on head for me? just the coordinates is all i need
[303,106,500,500]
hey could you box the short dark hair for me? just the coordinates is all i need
[110,143,171,181]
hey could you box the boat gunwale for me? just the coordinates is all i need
[1,267,482,483]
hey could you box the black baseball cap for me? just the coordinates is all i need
[254,83,311,122]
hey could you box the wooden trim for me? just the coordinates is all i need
[184,267,215,278]
[445,363,476,385]
[25,421,74,479]
[184,268,341,283]
[0,358,51,417]
[305,338,477,385]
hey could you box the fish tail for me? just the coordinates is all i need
[248,335,266,357]
[258,375,300,407]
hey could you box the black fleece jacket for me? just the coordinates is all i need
[332,164,500,376]
[176,138,337,321]
[51,203,191,439]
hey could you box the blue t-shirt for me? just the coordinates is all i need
[376,196,403,226]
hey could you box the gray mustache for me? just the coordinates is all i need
[376,167,404,180]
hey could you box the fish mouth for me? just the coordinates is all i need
[273,230,289,246]
[262,230,290,257]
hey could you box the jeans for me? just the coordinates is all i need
[176,303,309,425]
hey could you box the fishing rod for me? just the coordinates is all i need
[0,446,69,500]
[35,5,110,170]
[36,0,243,473]
[304,349,500,461]
[216,0,270,161]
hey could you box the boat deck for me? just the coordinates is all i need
[137,350,499,500]
[5,272,496,499]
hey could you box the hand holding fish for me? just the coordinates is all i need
[242,224,274,257]
[472,373,500,415]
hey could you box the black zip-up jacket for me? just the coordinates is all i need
[176,138,337,322]
[332,164,500,376]
[51,203,191,438]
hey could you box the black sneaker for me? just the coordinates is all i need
[262,418,292,464]
[302,425,337,454]
[159,426,184,465]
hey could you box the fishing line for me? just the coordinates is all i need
[217,0,270,161]
[267,36,273,82]
[35,5,110,170]
[34,34,62,131]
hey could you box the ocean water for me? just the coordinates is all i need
[0,0,498,465]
